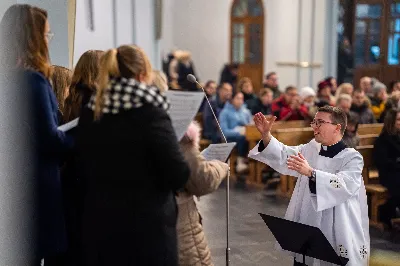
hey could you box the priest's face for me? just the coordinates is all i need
[311,112,341,145]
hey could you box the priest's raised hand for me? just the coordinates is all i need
[253,112,276,145]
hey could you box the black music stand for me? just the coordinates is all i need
[259,213,349,266]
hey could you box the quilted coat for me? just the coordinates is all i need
[176,122,229,266]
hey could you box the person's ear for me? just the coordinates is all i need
[336,124,342,134]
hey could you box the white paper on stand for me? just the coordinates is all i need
[166,91,204,140]
[57,117,79,132]
[201,142,236,162]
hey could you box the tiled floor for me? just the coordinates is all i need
[196,181,400,266]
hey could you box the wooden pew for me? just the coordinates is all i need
[246,123,383,192]
[245,121,308,185]
[359,134,378,146]
[357,123,383,135]
[357,144,388,230]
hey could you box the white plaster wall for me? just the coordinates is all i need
[133,0,158,69]
[0,0,17,20]
[160,0,175,58]
[115,0,134,47]
[171,0,231,82]
[73,0,114,65]
[168,0,335,89]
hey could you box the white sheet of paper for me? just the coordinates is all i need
[166,91,204,140]
[57,117,79,132]
[201,142,236,162]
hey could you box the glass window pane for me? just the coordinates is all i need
[232,37,245,63]
[388,33,400,65]
[249,23,261,63]
[233,0,248,17]
[355,20,367,34]
[356,4,382,18]
[233,23,245,35]
[339,5,345,18]
[368,35,381,65]
[354,35,366,66]
[390,19,400,32]
[248,0,263,16]
[370,20,380,35]
[337,21,344,35]
[391,3,400,15]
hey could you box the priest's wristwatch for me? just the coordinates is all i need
[309,169,316,182]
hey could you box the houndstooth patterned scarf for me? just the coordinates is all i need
[87,77,169,114]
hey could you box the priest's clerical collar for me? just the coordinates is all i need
[319,140,347,158]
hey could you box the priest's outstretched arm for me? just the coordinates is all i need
[248,135,305,178]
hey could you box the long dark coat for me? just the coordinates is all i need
[26,70,73,258]
[76,103,190,266]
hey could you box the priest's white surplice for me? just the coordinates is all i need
[249,137,370,266]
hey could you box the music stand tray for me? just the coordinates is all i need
[259,213,349,266]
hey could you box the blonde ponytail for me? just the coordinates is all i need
[94,48,120,120]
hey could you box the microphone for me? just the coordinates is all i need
[187,74,227,143]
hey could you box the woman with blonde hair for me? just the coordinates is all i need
[152,70,229,266]
[50,65,72,123]
[76,45,190,265]
[1,4,73,265]
[152,70,169,92]
[177,50,198,91]
[64,50,104,122]
[334,82,354,99]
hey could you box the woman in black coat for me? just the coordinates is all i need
[76,45,190,266]
[373,107,400,229]
[61,49,104,265]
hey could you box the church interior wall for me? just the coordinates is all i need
[0,0,338,89]
[166,0,337,89]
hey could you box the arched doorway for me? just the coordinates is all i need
[230,0,264,93]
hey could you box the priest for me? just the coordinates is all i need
[249,106,369,266]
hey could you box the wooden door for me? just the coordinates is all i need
[382,0,400,84]
[353,0,400,86]
[230,0,264,93]
[353,0,385,84]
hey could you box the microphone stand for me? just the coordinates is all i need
[188,75,231,266]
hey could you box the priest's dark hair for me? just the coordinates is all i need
[317,105,347,135]
[382,107,400,135]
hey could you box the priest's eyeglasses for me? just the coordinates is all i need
[310,119,337,128]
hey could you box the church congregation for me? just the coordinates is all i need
[1,1,400,266]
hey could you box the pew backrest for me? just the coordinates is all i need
[359,134,378,146]
[357,124,383,135]
[245,120,308,142]
[356,144,374,184]
[274,128,314,146]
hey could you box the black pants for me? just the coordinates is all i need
[379,195,400,228]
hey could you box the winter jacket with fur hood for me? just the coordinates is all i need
[176,121,229,266]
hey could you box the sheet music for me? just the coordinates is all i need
[166,91,204,140]
[201,142,236,162]
[57,117,79,132]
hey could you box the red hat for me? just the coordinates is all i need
[318,81,331,92]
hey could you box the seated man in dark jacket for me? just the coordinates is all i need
[203,83,232,143]
[250,88,273,115]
